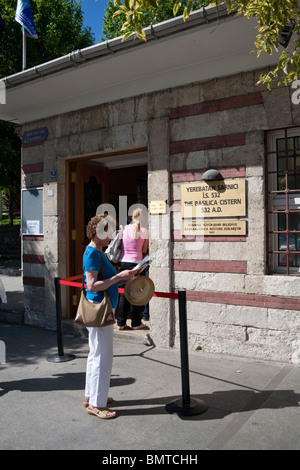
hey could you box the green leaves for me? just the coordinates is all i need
[111,0,212,41]
[173,0,182,16]
[113,0,147,40]
[111,0,184,41]
[0,0,96,219]
[110,0,300,86]
[223,0,300,87]
[0,0,95,77]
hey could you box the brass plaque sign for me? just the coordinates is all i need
[181,179,246,218]
[182,219,246,236]
[149,200,167,214]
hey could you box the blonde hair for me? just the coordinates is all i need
[132,208,142,239]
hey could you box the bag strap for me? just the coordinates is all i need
[82,253,109,294]
[99,255,107,279]
[100,256,109,295]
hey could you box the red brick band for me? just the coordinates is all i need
[173,259,247,274]
[170,92,263,119]
[170,132,245,154]
[186,290,299,311]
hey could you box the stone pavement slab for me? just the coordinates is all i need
[0,323,299,451]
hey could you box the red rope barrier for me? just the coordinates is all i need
[59,276,178,299]
[60,279,82,288]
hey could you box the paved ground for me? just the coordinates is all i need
[0,322,299,451]
[0,259,299,452]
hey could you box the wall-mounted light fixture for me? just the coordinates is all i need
[278,20,296,48]
[202,169,223,181]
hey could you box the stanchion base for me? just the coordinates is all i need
[165,397,208,416]
[47,354,76,363]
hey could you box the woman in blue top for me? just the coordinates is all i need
[83,215,135,419]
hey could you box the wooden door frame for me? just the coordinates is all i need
[65,147,148,317]
[65,160,109,317]
[73,161,109,277]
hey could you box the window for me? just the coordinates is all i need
[21,188,43,235]
[267,127,300,274]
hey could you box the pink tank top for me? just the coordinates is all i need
[120,224,148,262]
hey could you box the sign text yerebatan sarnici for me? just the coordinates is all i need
[181,179,246,236]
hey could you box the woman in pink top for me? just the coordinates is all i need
[115,208,149,330]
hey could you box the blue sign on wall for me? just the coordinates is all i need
[22,127,48,145]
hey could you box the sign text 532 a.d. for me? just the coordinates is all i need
[181,179,246,218]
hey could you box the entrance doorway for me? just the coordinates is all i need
[66,150,148,317]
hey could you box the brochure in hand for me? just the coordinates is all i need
[132,255,152,274]
[117,256,152,286]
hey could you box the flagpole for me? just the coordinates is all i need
[22,27,26,70]
[15,0,38,71]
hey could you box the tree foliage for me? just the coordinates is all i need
[111,0,300,87]
[103,0,211,40]
[0,0,94,223]
[0,0,95,77]
[0,122,21,224]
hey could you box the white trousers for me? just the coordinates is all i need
[84,324,114,408]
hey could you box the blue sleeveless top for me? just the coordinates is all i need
[83,246,118,308]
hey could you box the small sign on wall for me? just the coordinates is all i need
[149,200,167,214]
[182,219,246,236]
[22,127,48,145]
[26,220,40,235]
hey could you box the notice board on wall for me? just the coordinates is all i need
[181,179,246,218]
[181,178,247,236]
[21,188,43,235]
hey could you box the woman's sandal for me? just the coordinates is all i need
[83,397,114,408]
[118,325,132,331]
[132,323,149,330]
[87,405,117,419]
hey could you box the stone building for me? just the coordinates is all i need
[1,6,300,363]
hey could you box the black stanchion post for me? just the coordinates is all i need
[165,289,208,416]
[56,277,64,357]
[47,277,76,363]
[178,289,190,407]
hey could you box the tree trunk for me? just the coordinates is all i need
[8,188,14,226]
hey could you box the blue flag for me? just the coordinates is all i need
[0,11,4,31]
[15,0,38,39]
